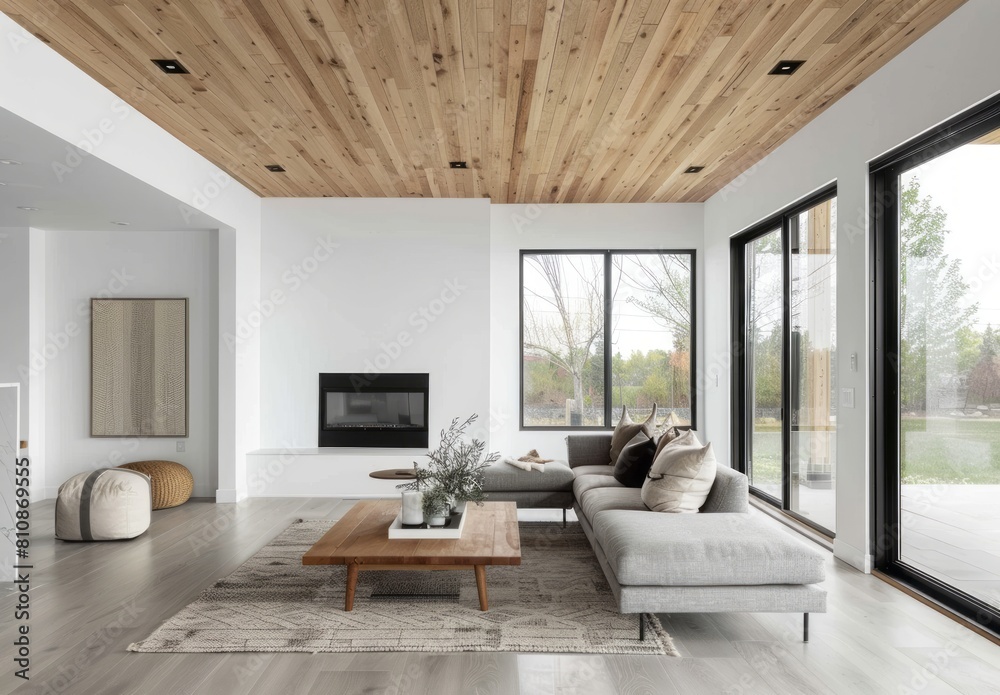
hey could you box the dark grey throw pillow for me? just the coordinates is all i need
[613,436,657,488]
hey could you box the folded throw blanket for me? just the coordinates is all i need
[502,457,547,473]
[503,457,534,472]
[517,449,553,464]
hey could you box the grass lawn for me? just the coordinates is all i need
[901,417,1000,485]
[747,418,1000,485]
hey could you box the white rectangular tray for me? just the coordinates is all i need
[388,510,467,539]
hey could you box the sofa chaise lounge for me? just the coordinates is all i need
[481,433,827,640]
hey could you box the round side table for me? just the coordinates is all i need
[369,468,418,480]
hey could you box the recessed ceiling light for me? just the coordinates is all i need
[684,166,705,174]
[111,221,130,226]
[449,161,468,169]
[769,60,805,76]
[265,164,286,172]
[0,159,22,165]
[152,58,189,75]
[18,206,39,211]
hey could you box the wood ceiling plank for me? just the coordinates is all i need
[0,0,970,201]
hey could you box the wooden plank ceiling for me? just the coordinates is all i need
[0,0,967,202]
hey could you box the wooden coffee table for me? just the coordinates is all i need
[302,500,520,611]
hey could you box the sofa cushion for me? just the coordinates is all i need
[573,473,624,500]
[579,487,647,521]
[481,461,574,493]
[592,511,826,586]
[567,434,614,468]
[641,430,717,513]
[701,465,750,513]
[609,405,656,463]
[612,436,657,488]
[573,465,616,478]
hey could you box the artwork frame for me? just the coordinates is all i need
[90,297,189,438]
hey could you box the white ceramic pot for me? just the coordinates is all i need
[425,513,446,527]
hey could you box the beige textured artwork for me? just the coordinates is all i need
[91,298,188,437]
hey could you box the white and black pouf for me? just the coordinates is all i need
[55,468,152,541]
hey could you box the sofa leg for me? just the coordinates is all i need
[562,508,567,528]
[639,614,645,641]
[803,613,809,642]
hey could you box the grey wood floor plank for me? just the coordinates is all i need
[731,641,841,695]
[657,613,743,659]
[600,655,681,695]
[516,654,619,695]
[899,646,1000,695]
[658,657,778,695]
[308,669,394,695]
[812,630,963,695]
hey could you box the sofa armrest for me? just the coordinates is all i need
[566,434,613,468]
[701,464,750,513]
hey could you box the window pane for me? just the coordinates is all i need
[610,254,692,426]
[522,254,606,427]
[790,198,837,532]
[747,229,784,500]
[898,129,1000,611]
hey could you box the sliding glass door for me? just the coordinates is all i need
[874,97,1000,633]
[746,229,784,501]
[733,186,838,536]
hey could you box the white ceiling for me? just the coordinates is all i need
[0,106,224,231]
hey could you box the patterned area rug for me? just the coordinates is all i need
[129,520,677,655]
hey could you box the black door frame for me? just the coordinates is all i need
[731,184,838,537]
[871,93,1000,636]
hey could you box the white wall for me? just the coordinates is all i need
[0,12,262,503]
[41,229,219,497]
[703,0,1000,571]
[250,198,491,496]
[0,228,29,434]
[489,204,705,459]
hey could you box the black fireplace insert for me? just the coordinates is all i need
[318,373,429,448]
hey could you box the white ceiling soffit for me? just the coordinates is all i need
[0,106,224,231]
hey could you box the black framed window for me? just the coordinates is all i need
[520,250,696,430]
[872,94,1000,635]
[731,185,838,537]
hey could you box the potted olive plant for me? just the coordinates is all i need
[399,414,500,515]
[421,487,450,527]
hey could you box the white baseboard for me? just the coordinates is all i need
[834,538,873,573]
[215,488,247,504]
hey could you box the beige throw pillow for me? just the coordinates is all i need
[609,404,658,464]
[641,430,717,513]
[652,426,681,461]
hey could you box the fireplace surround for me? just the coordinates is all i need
[318,373,429,448]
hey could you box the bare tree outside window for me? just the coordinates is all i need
[522,251,695,428]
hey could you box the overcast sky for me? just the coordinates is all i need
[903,143,1000,330]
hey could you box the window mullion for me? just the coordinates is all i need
[604,252,613,428]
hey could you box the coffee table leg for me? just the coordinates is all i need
[345,563,359,611]
[474,565,488,611]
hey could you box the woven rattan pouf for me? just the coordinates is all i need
[119,460,193,509]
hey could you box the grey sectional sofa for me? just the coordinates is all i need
[482,433,827,640]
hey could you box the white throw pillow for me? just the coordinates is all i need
[641,430,717,513]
